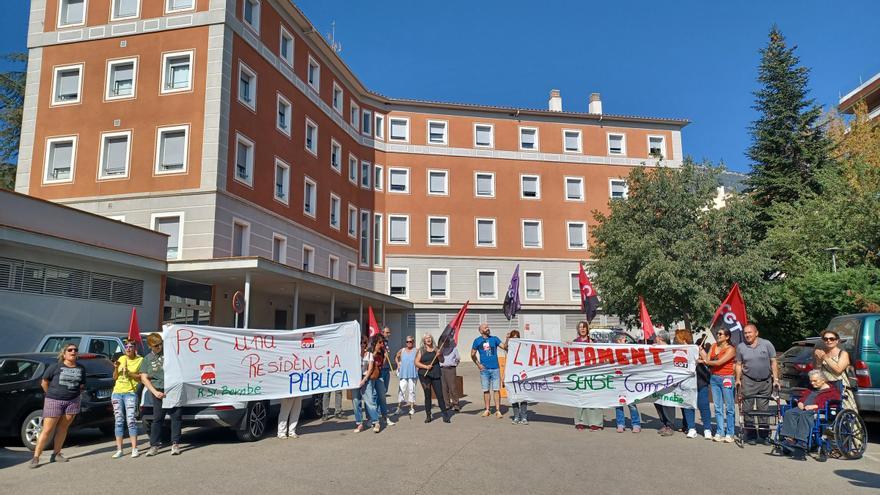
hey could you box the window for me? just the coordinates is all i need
[563,130,582,153]
[522,220,542,248]
[389,269,408,297]
[608,133,626,155]
[106,59,136,100]
[567,221,587,249]
[428,170,448,195]
[519,127,538,150]
[330,139,341,172]
[303,177,317,217]
[111,0,140,21]
[152,214,182,260]
[302,245,315,272]
[350,101,360,131]
[374,114,385,140]
[166,0,194,14]
[98,131,131,179]
[429,269,449,299]
[475,172,495,197]
[475,218,496,247]
[478,271,497,299]
[360,161,371,189]
[43,137,77,183]
[388,167,409,193]
[238,63,256,110]
[374,164,384,191]
[610,179,629,199]
[304,118,318,156]
[272,234,287,263]
[347,204,358,238]
[348,262,357,284]
[474,124,493,148]
[276,94,291,135]
[234,133,254,186]
[524,271,544,299]
[348,154,358,184]
[359,210,370,266]
[362,109,372,137]
[243,0,260,33]
[52,64,82,105]
[428,217,448,245]
[521,175,540,199]
[279,26,294,66]
[329,194,341,230]
[0,359,40,384]
[58,0,86,27]
[648,135,666,158]
[565,177,584,201]
[307,56,320,92]
[388,215,409,244]
[231,220,250,256]
[155,125,188,173]
[570,273,580,300]
[162,51,192,93]
[332,83,343,114]
[428,120,448,145]
[389,117,409,142]
[373,213,383,266]
[328,256,339,279]
[274,159,290,204]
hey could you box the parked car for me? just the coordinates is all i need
[0,353,116,450]
[36,332,144,361]
[779,313,879,420]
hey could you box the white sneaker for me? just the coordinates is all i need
[704,430,713,440]
[713,434,723,442]
[724,435,734,443]
[409,408,415,416]
[385,417,396,426]
[130,448,140,458]
[111,450,124,459]
[686,429,698,439]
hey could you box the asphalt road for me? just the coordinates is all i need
[2,367,878,495]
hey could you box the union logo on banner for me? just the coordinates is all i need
[301,332,315,348]
[199,363,216,385]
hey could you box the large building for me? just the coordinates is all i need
[839,70,880,121]
[15,0,688,346]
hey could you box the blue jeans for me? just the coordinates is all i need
[615,403,641,428]
[354,382,378,424]
[711,374,736,436]
[697,384,713,434]
[111,392,137,438]
[479,368,501,391]
[682,407,695,430]
[369,378,389,417]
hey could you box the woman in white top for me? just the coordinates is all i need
[814,330,856,410]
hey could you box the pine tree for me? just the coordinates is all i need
[0,52,26,190]
[746,27,830,229]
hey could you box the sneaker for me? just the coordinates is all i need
[686,429,698,439]
[409,408,415,417]
[511,418,520,425]
[146,447,159,457]
[481,409,490,417]
[131,448,140,458]
[520,418,529,425]
[49,453,68,463]
[660,427,675,437]
[335,411,346,419]
[589,425,602,431]
[575,424,586,431]
[713,434,723,442]
[616,426,625,433]
[29,457,39,469]
[495,411,503,419]
[385,417,396,426]
[704,430,713,440]
[632,426,641,433]
[373,423,380,433]
[724,435,735,443]
[171,444,181,456]
[288,433,299,439]
[322,414,330,421]
[111,450,124,459]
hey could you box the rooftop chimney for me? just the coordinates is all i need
[548,89,562,112]
[589,93,602,115]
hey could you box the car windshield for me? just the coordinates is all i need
[781,344,814,363]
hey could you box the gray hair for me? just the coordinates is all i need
[655,330,670,344]
[420,333,435,353]
[807,369,826,382]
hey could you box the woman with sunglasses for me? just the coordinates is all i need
[30,344,86,468]
[415,333,450,423]
[111,340,144,458]
[814,330,857,410]
[395,336,419,417]
[700,328,736,443]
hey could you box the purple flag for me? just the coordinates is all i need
[503,265,522,321]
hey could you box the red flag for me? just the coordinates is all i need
[439,301,469,351]
[709,283,748,346]
[638,296,655,343]
[578,262,599,323]
[367,307,381,337]
[127,307,142,344]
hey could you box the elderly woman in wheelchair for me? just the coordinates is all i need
[774,369,841,460]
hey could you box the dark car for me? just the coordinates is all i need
[0,353,116,450]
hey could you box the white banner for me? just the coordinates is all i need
[162,321,361,407]
[503,339,697,409]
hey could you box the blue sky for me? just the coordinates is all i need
[2,1,878,172]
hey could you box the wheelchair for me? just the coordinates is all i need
[769,387,867,461]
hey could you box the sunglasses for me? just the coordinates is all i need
[66,348,78,353]
[406,340,414,343]
[822,337,838,342]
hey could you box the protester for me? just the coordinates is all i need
[277,395,303,439]
[814,330,856,410]
[415,333,450,423]
[139,332,183,456]
[694,336,715,440]
[507,330,530,425]
[322,390,344,421]
[675,330,699,438]
[613,333,641,433]
[439,341,461,412]
[111,340,143,458]
[395,336,419,417]
[381,326,394,414]
[30,343,85,468]
[353,336,380,433]
[572,321,604,430]
[364,335,395,432]
[652,330,677,436]
[471,323,508,418]
[701,328,736,443]
[735,323,779,445]
[775,370,840,460]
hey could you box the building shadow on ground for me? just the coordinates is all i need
[834,469,880,489]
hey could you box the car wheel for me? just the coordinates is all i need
[20,410,49,451]
[236,401,269,442]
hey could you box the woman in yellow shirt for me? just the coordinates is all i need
[111,340,143,458]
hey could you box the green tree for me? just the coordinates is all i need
[745,27,831,231]
[0,52,26,190]
[591,161,771,332]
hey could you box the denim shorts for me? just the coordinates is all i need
[480,368,501,391]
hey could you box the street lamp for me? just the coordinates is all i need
[824,247,841,273]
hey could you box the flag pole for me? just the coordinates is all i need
[420,333,450,377]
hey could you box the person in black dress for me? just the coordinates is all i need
[415,333,450,423]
